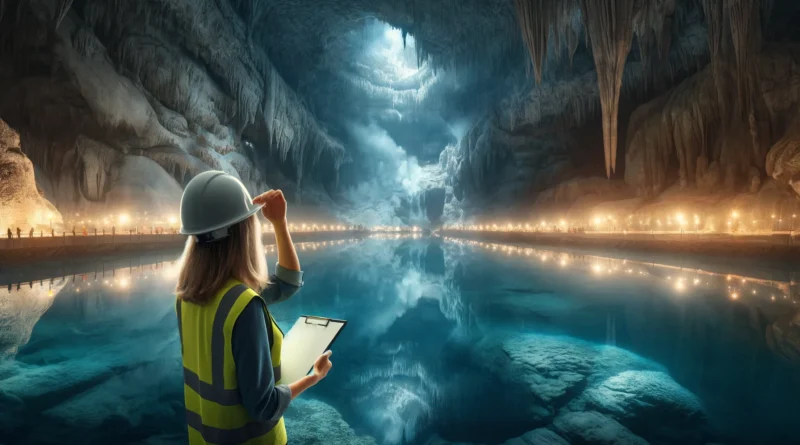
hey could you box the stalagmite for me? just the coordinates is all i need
[579,0,637,177]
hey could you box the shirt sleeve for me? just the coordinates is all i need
[231,298,292,422]
[260,263,304,305]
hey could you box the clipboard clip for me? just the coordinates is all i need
[304,316,331,327]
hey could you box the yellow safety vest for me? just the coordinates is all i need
[176,279,286,445]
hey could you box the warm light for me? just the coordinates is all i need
[731,210,739,219]
[119,278,129,289]
[730,292,739,300]
[168,216,177,224]
[674,279,685,292]
[119,214,130,225]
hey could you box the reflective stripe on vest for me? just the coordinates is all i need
[177,280,286,445]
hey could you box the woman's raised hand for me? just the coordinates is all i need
[253,189,287,224]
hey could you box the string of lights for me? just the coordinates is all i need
[2,239,365,294]
[442,208,800,236]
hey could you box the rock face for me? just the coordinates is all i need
[284,398,378,445]
[0,119,64,231]
[625,45,800,198]
[553,411,648,445]
[422,187,446,223]
[0,0,346,217]
[501,428,570,445]
[469,333,714,445]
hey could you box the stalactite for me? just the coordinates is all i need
[728,0,762,120]
[566,25,579,67]
[53,0,73,31]
[0,0,5,24]
[579,0,637,178]
[513,0,578,84]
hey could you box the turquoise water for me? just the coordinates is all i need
[1,236,799,445]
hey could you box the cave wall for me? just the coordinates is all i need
[626,44,800,198]
[0,118,64,232]
[0,0,346,219]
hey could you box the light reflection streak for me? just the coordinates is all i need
[442,237,799,305]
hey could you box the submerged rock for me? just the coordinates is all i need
[473,334,664,410]
[501,428,569,445]
[577,370,708,444]
[471,333,713,444]
[285,398,378,445]
[553,411,648,445]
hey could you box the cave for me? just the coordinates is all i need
[2,1,800,445]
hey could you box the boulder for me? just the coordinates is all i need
[501,428,569,445]
[473,334,664,410]
[553,411,648,445]
[578,370,708,444]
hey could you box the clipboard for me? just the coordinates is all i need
[279,315,347,383]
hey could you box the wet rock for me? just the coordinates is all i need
[553,411,648,445]
[42,357,183,429]
[577,370,708,444]
[474,334,664,411]
[765,312,800,364]
[501,428,569,445]
[285,398,378,445]
[421,434,480,445]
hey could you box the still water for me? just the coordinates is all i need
[1,236,799,445]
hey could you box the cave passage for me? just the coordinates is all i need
[3,1,800,445]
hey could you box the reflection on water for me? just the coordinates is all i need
[1,236,799,445]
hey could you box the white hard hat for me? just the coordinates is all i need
[179,171,262,242]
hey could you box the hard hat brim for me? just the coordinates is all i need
[179,203,263,236]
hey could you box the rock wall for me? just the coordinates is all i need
[625,44,800,197]
[0,119,63,232]
[0,0,347,219]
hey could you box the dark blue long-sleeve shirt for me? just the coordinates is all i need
[231,263,303,422]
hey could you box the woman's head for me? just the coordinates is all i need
[175,214,267,304]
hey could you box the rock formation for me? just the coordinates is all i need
[0,119,63,231]
[1,0,800,224]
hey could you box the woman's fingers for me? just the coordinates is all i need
[253,190,274,204]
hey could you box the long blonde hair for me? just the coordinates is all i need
[175,214,267,304]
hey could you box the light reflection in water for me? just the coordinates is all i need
[442,237,799,306]
[1,236,799,445]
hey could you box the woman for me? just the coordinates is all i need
[174,171,332,445]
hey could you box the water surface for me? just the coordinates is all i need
[1,236,799,445]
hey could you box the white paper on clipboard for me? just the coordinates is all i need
[280,315,347,383]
